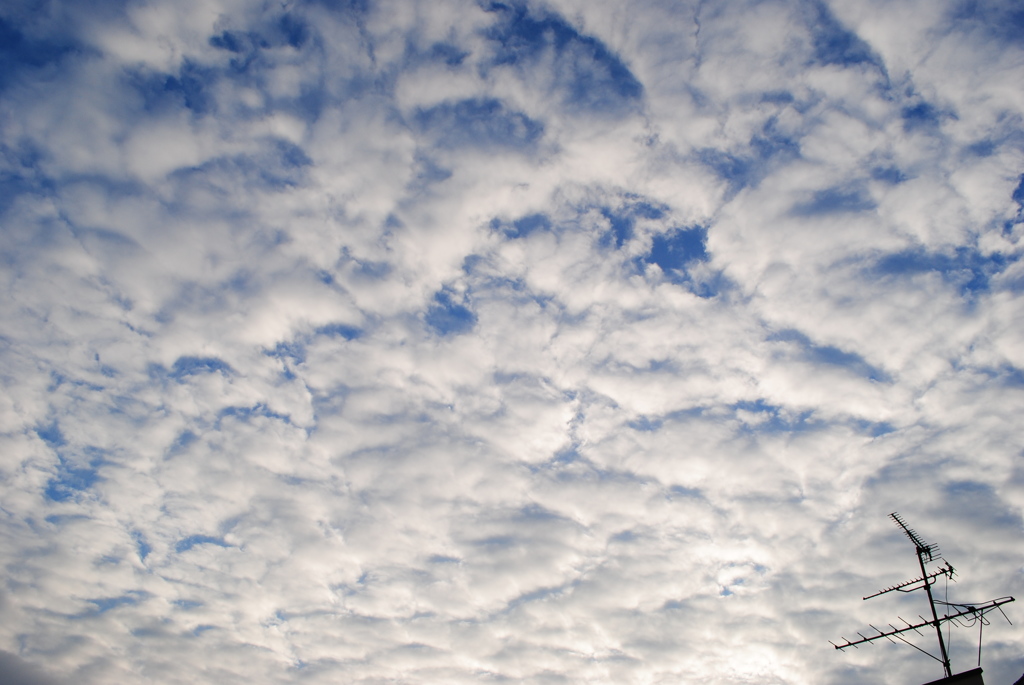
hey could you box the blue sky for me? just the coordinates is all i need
[1,0,1023,684]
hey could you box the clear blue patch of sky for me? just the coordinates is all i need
[44,459,101,502]
[44,513,89,526]
[768,329,891,382]
[0,16,78,92]
[760,90,795,106]
[203,10,337,123]
[949,0,1024,46]
[697,149,752,195]
[667,484,704,500]
[696,118,802,196]
[271,138,313,170]
[483,2,643,117]
[409,154,453,192]
[0,169,38,218]
[731,398,818,434]
[131,531,151,561]
[806,1,882,69]
[310,386,351,419]
[71,226,141,256]
[849,418,896,438]
[168,356,233,380]
[965,139,996,157]
[47,370,105,394]
[209,12,312,70]
[218,403,292,425]
[292,83,330,124]
[662,599,693,611]
[128,61,216,115]
[627,406,707,432]
[425,289,476,336]
[463,271,555,311]
[599,208,633,249]
[167,140,312,191]
[750,117,801,164]
[167,430,198,457]
[515,503,572,523]
[942,480,1023,530]
[269,339,307,365]
[1013,174,1024,205]
[634,224,724,298]
[173,599,204,609]
[428,554,461,564]
[422,42,469,67]
[0,138,57,216]
[412,98,543,149]
[595,200,665,249]
[276,13,311,48]
[96,359,118,378]
[306,0,370,16]
[85,591,148,616]
[643,226,708,277]
[628,415,664,432]
[175,535,231,553]
[791,184,876,216]
[316,323,362,340]
[968,363,1024,388]
[901,101,945,132]
[871,246,1014,296]
[401,36,470,70]
[1005,174,1024,237]
[492,370,540,385]
[546,444,580,467]
[504,581,575,610]
[491,212,552,239]
[36,421,65,448]
[471,534,518,549]
[870,165,908,185]
[42,441,109,502]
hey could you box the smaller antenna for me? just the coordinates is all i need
[890,511,939,561]
[862,561,955,600]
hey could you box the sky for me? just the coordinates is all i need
[1,0,1023,683]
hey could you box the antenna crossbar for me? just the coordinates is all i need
[863,561,956,600]
[831,597,1015,652]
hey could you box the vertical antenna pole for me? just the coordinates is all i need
[890,512,953,678]
[917,544,952,678]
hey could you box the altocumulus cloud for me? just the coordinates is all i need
[1,0,1023,684]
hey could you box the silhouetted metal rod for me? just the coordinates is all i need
[831,597,1016,651]
[915,541,952,677]
[863,561,956,600]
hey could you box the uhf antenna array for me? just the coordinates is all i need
[831,513,1015,680]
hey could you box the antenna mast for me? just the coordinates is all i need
[891,512,952,677]
[831,513,1015,681]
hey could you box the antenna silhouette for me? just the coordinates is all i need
[831,513,1015,682]
[891,511,940,561]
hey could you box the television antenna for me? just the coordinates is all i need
[831,513,1015,680]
